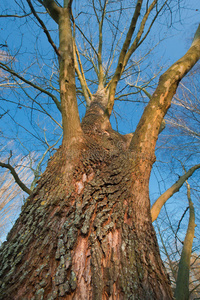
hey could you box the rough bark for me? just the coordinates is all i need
[0,99,173,299]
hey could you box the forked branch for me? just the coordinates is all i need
[124,0,166,67]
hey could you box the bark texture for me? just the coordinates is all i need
[0,98,173,299]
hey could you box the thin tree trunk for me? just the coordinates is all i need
[174,182,196,300]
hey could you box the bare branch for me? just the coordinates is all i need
[64,0,73,9]
[151,164,200,222]
[124,0,166,67]
[15,82,62,128]
[0,162,31,195]
[0,13,31,18]
[75,24,98,57]
[26,0,60,56]
[0,62,61,112]
[71,10,92,106]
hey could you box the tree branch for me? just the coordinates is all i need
[124,0,166,67]
[156,220,177,281]
[0,162,31,195]
[75,24,98,58]
[0,13,32,18]
[107,0,143,115]
[0,62,62,112]
[15,82,62,129]
[42,0,62,24]
[97,0,108,89]
[64,0,73,9]
[26,0,60,56]
[58,6,83,143]
[130,24,200,158]
[73,41,91,106]
[71,10,92,106]
[151,164,200,222]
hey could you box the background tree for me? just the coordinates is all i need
[0,0,200,299]
[154,179,200,299]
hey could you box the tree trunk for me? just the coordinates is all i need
[0,99,173,300]
[174,182,196,300]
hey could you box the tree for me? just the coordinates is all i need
[0,1,200,299]
[174,180,196,300]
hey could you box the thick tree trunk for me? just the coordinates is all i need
[0,100,173,300]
